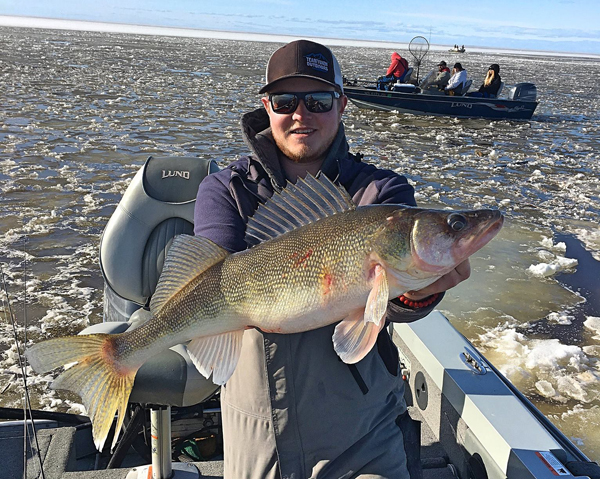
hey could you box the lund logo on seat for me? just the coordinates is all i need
[162,170,190,180]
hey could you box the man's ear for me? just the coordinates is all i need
[261,96,270,110]
[338,94,348,117]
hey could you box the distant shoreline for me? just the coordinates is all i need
[1,15,600,60]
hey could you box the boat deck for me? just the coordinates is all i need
[4,405,456,479]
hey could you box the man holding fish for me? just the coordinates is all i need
[26,40,502,479]
[193,40,480,478]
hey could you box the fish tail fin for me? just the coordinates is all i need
[26,334,137,451]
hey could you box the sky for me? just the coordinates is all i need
[0,0,599,55]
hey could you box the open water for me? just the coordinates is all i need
[1,26,600,461]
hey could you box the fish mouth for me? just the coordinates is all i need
[455,212,503,259]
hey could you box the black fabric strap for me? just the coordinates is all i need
[347,364,369,395]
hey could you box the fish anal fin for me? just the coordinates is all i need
[151,235,229,315]
[365,264,389,326]
[333,309,385,364]
[186,330,244,385]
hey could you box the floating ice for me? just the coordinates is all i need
[540,237,567,252]
[584,317,600,340]
[527,256,578,277]
[477,326,597,404]
[547,312,574,325]
[536,380,557,398]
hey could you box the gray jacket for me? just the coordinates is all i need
[194,108,440,478]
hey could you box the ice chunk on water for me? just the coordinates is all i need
[584,316,600,340]
[527,256,578,277]
[528,262,559,277]
[547,312,574,325]
[536,380,556,397]
[557,376,589,402]
[541,236,566,252]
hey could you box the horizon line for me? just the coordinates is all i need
[1,15,600,60]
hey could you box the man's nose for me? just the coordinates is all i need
[292,99,312,119]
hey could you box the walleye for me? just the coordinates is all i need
[26,174,503,451]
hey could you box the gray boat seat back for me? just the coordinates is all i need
[82,155,221,406]
[100,155,219,321]
[402,67,413,83]
[460,79,473,95]
[496,81,504,97]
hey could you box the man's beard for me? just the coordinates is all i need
[273,130,337,164]
[276,141,328,163]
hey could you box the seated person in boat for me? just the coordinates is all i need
[377,52,409,90]
[445,62,468,95]
[469,64,502,97]
[194,39,471,479]
[422,60,451,90]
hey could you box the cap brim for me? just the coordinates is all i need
[259,74,342,94]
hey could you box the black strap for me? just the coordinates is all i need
[347,364,369,395]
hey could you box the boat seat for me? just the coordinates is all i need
[402,67,413,83]
[459,79,473,95]
[80,155,220,407]
[495,81,504,97]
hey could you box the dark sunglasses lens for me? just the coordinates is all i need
[270,92,335,114]
[271,94,298,114]
[304,92,334,113]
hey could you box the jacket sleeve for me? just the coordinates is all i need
[385,294,444,323]
[445,73,458,89]
[386,58,399,76]
[193,171,249,253]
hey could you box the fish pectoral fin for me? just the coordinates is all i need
[333,309,385,364]
[365,264,389,326]
[186,330,245,385]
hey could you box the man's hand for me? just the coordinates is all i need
[402,259,471,301]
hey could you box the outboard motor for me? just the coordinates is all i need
[508,82,537,101]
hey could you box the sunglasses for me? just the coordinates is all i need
[268,91,341,114]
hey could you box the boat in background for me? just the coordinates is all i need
[449,45,466,53]
[343,78,539,120]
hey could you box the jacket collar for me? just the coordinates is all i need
[240,107,349,191]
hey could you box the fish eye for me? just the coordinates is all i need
[447,213,467,232]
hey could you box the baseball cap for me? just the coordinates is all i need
[453,62,462,69]
[437,61,447,67]
[259,40,344,94]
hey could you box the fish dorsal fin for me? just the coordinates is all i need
[245,173,355,247]
[150,235,229,315]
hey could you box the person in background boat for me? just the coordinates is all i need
[469,64,502,97]
[194,39,471,479]
[377,51,409,90]
[421,60,451,90]
[445,62,468,96]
